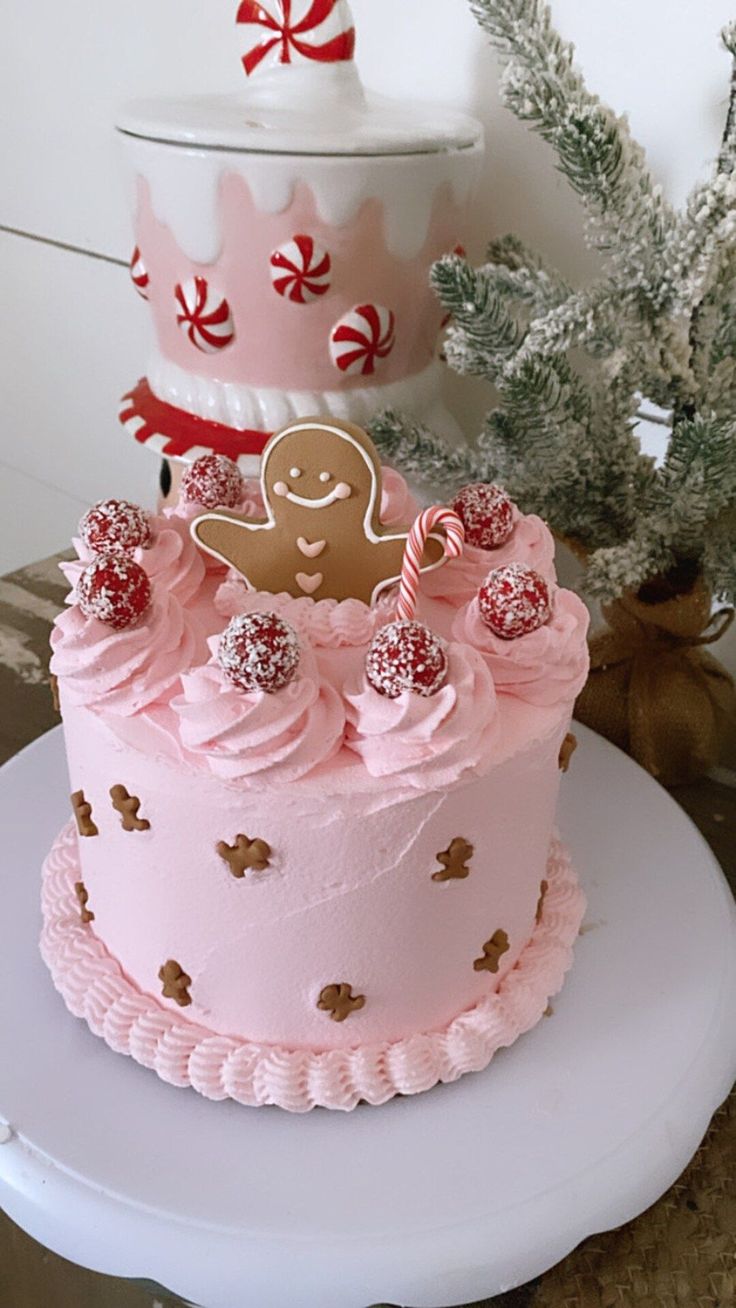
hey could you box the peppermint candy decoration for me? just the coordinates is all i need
[175,277,235,354]
[330,304,396,377]
[236,0,356,78]
[130,246,150,299]
[270,235,332,304]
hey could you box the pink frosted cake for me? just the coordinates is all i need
[42,422,589,1112]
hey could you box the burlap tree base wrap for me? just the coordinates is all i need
[575,578,736,786]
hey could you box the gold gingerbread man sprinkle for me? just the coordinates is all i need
[191,418,444,605]
[536,878,549,924]
[74,881,94,924]
[110,785,150,832]
[217,834,272,878]
[558,732,578,772]
[159,959,192,1007]
[473,929,510,974]
[317,983,365,1023]
[432,837,474,881]
[71,790,98,838]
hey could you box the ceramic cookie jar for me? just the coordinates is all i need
[117,0,483,498]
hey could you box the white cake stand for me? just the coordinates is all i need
[0,725,734,1308]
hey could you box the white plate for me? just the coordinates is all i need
[0,724,734,1308]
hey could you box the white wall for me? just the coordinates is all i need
[1,0,734,579]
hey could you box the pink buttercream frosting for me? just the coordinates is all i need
[169,479,265,524]
[453,587,590,706]
[135,515,206,605]
[214,583,394,648]
[172,639,345,784]
[62,511,208,608]
[41,822,585,1112]
[345,643,498,788]
[50,592,197,716]
[167,482,265,577]
[420,512,556,605]
[379,466,420,528]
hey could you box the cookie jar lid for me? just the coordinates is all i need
[116,0,482,157]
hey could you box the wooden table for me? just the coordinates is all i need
[0,554,734,1308]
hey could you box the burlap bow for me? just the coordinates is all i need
[574,578,735,785]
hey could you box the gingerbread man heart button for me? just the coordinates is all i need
[191,418,445,605]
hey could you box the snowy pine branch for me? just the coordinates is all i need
[431,256,524,380]
[719,22,736,175]
[376,6,736,606]
[483,234,572,309]
[502,282,624,372]
[469,0,680,310]
[703,509,736,599]
[369,411,480,497]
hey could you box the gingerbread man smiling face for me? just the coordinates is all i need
[191,418,444,604]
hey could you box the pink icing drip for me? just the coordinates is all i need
[136,174,466,391]
[453,588,590,707]
[41,822,585,1112]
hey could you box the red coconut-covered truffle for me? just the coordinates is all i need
[79,499,151,555]
[478,563,551,639]
[182,454,244,509]
[77,556,152,630]
[452,482,514,550]
[366,620,448,698]
[217,612,301,693]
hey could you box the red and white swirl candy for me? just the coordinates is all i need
[237,0,356,78]
[175,277,235,354]
[330,304,396,376]
[396,506,465,622]
[270,234,332,303]
[129,247,150,300]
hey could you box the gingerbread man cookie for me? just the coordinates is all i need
[191,418,445,605]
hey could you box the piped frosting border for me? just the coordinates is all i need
[41,822,585,1113]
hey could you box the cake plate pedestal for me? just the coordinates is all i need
[0,725,734,1308]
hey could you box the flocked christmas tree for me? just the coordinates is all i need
[370,1,736,608]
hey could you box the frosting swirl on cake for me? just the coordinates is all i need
[453,587,590,706]
[214,584,393,649]
[50,592,197,716]
[420,512,556,604]
[172,641,345,784]
[344,643,498,788]
[62,511,208,608]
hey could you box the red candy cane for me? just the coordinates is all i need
[396,507,465,622]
